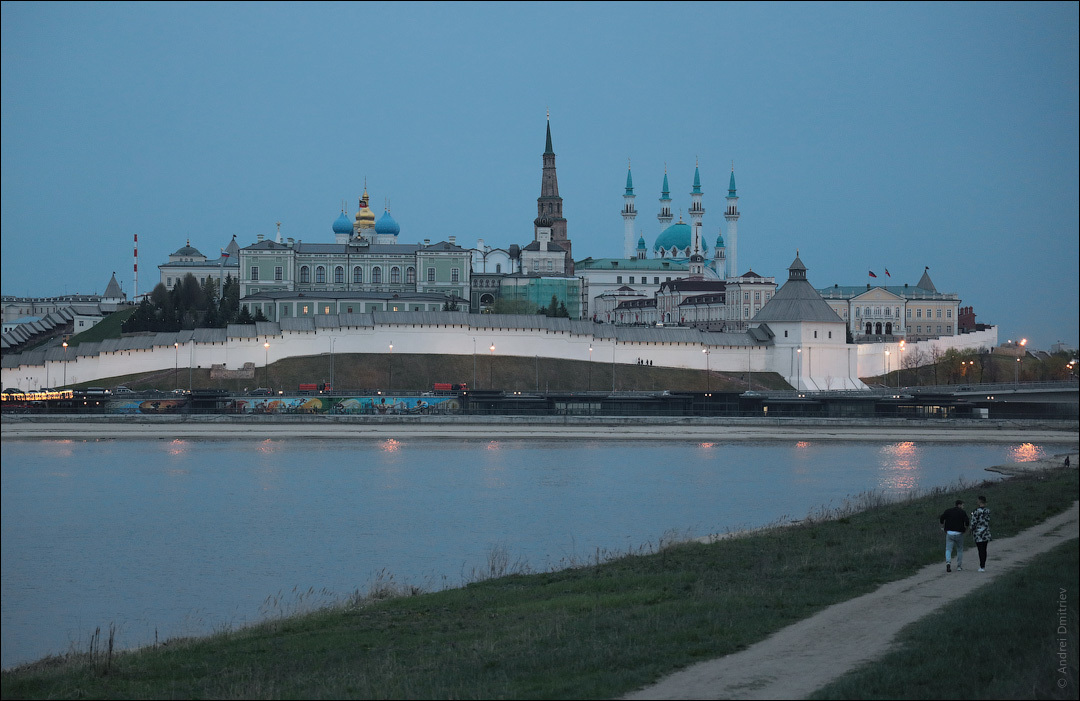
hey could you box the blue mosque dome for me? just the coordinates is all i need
[332,211,353,235]
[715,233,725,248]
[653,220,706,257]
[375,210,400,236]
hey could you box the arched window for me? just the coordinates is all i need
[865,322,872,335]
[391,266,401,284]
[372,266,382,284]
[353,266,362,284]
[316,266,326,283]
[406,266,416,284]
[300,266,310,283]
[885,322,893,335]
[875,322,883,335]
[334,266,344,284]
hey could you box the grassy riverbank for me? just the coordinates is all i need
[3,466,1077,700]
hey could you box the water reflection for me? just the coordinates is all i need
[256,439,282,454]
[166,439,188,456]
[1007,443,1044,462]
[877,441,920,490]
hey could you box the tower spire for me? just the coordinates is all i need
[658,165,673,231]
[622,160,637,259]
[536,113,571,272]
[725,163,740,279]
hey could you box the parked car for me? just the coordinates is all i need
[114,386,134,394]
[247,388,273,396]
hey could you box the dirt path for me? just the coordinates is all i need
[625,498,1080,700]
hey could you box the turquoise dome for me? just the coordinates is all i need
[653,222,706,256]
[715,234,725,248]
[332,211,353,235]
[375,210,400,236]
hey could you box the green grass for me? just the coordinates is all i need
[79,351,793,394]
[811,540,1079,699]
[65,307,137,347]
[3,467,1076,700]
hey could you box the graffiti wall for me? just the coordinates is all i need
[226,395,460,415]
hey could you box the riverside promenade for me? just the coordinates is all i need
[2,415,1077,443]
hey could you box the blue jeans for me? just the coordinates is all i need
[945,531,964,568]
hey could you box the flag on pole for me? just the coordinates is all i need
[220,248,230,258]
[885,268,891,277]
[869,270,878,278]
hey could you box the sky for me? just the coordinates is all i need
[2,2,1077,350]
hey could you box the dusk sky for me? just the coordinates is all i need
[2,2,1077,350]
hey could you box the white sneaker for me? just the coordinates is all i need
[978,568,985,572]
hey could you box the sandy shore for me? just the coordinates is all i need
[2,415,1077,444]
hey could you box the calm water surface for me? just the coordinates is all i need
[1,437,1068,669]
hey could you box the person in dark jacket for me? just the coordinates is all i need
[970,495,991,571]
[939,499,969,572]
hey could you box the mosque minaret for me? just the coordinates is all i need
[657,169,673,231]
[622,162,637,259]
[725,165,740,280]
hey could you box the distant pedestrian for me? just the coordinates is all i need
[1066,455,1071,468]
[970,496,991,572]
[939,499,969,572]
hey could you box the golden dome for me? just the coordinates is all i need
[354,189,376,230]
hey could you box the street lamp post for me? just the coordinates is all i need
[62,341,68,387]
[174,342,179,389]
[612,342,616,393]
[885,349,890,387]
[898,340,905,388]
[264,342,270,388]
[472,338,476,389]
[329,337,335,391]
[389,342,393,391]
[489,343,495,389]
[796,347,802,391]
[702,347,710,392]
[588,345,593,392]
[747,343,751,392]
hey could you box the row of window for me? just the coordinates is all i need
[615,275,673,284]
[850,306,954,319]
[251,265,461,285]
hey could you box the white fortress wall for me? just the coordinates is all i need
[5,320,788,390]
[855,327,999,380]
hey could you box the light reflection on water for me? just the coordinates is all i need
[1007,443,1044,463]
[1,437,1072,670]
[878,442,920,490]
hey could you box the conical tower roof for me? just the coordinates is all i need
[753,253,844,323]
[103,272,122,299]
[916,267,937,292]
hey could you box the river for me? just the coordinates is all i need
[1,436,1068,669]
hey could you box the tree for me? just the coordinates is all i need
[490,298,534,315]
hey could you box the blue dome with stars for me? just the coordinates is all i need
[375,210,400,236]
[332,211,353,235]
